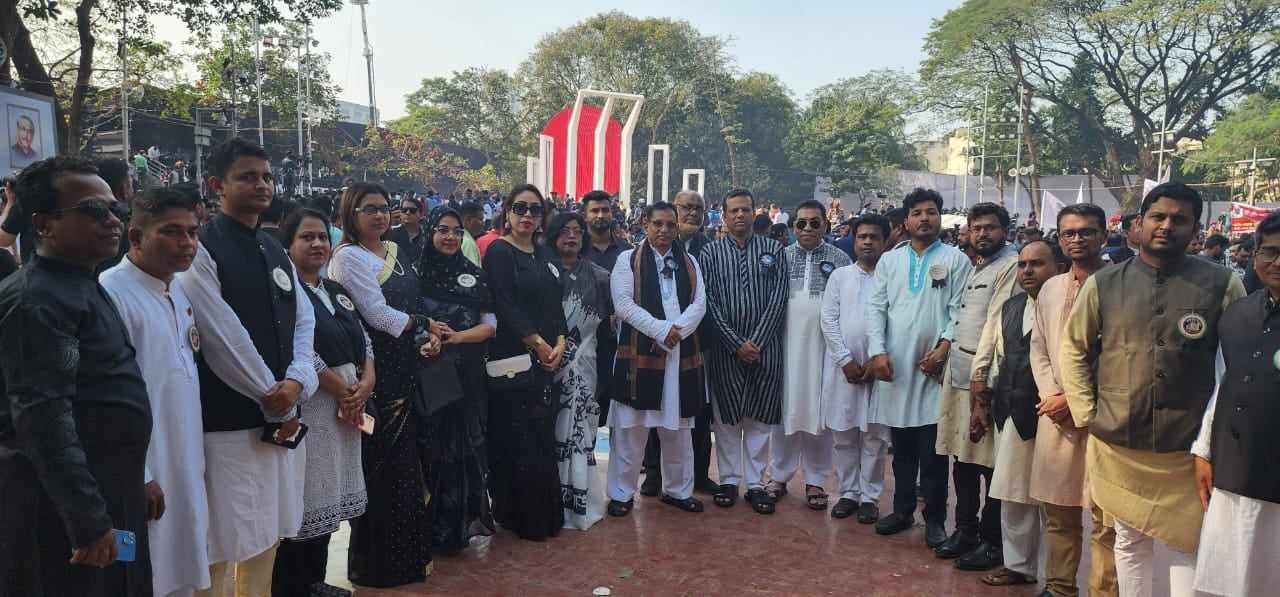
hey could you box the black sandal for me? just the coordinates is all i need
[805,485,829,510]
[607,499,634,517]
[831,497,858,519]
[660,494,705,513]
[713,483,738,508]
[765,480,788,500]
[744,487,776,514]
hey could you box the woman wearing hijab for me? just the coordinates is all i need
[481,184,568,541]
[417,207,497,554]
[272,208,372,597]
[327,183,437,587]
[544,212,612,530]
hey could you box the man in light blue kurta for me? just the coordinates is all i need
[865,188,972,546]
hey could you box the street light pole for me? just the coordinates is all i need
[120,4,129,159]
[255,20,264,146]
[353,0,378,128]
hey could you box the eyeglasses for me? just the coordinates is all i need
[402,207,420,215]
[676,203,704,213]
[648,220,677,230]
[1255,246,1280,264]
[42,198,128,222]
[509,202,545,217]
[432,225,464,237]
[794,218,823,231]
[1059,228,1100,240]
[358,205,391,215]
[560,226,584,237]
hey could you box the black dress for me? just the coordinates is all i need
[346,252,432,587]
[482,238,568,541]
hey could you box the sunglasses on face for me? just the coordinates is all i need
[794,218,823,231]
[43,198,128,222]
[433,225,464,237]
[402,207,420,215]
[1255,246,1280,264]
[509,202,545,217]
[358,205,391,216]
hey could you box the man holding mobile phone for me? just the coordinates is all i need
[0,157,153,595]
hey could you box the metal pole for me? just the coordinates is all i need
[194,110,203,196]
[255,20,264,146]
[1249,146,1258,203]
[977,86,989,204]
[355,1,377,128]
[120,4,129,159]
[296,42,304,159]
[304,23,313,196]
[1012,84,1024,218]
[1157,112,1166,182]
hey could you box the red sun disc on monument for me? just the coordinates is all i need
[541,104,623,197]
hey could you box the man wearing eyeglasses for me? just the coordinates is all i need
[1191,210,1280,597]
[1027,202,1119,597]
[1062,183,1245,597]
[606,201,707,516]
[0,157,153,595]
[771,200,851,510]
[388,194,426,266]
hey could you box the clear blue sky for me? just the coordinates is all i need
[301,0,962,120]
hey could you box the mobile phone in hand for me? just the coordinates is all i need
[359,413,376,435]
[114,529,136,562]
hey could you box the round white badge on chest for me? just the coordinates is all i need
[187,325,201,352]
[1273,348,1280,371]
[272,266,293,292]
[547,262,560,279]
[928,263,946,282]
[760,253,776,268]
[1178,313,1207,340]
[457,273,477,288]
[336,294,356,311]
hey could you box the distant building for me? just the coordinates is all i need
[915,130,972,176]
[336,100,379,126]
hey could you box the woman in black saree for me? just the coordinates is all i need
[417,206,497,554]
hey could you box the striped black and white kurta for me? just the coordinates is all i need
[699,234,789,425]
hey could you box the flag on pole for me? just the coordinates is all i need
[1075,181,1085,204]
[1041,188,1068,231]
[1142,178,1159,199]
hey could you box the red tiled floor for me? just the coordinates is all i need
[335,443,1046,597]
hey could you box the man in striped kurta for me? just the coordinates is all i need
[700,189,789,515]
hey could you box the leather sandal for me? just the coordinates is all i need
[981,567,1036,586]
[744,487,776,515]
[804,484,828,510]
[660,494,704,513]
[713,484,738,508]
[607,499,634,517]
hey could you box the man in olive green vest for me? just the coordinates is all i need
[1061,182,1245,597]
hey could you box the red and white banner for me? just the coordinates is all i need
[1229,202,1277,237]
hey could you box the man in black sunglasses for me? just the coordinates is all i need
[388,194,426,265]
[0,156,154,595]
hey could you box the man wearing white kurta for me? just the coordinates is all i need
[772,201,850,507]
[179,139,318,597]
[606,202,708,515]
[100,189,210,597]
[820,214,892,523]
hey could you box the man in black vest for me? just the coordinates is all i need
[177,138,318,597]
[605,202,708,517]
[970,239,1067,587]
[1190,210,1280,597]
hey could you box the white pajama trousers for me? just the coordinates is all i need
[1113,519,1196,597]
[607,425,694,501]
[831,425,888,503]
[770,428,833,485]
[1001,500,1043,577]
[713,417,773,490]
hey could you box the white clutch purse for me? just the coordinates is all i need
[486,353,533,379]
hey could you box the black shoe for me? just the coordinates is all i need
[309,582,353,597]
[639,472,662,497]
[694,477,720,494]
[925,521,948,548]
[607,499,635,517]
[660,494,704,512]
[874,511,914,535]
[934,529,981,559]
[744,487,776,515]
[856,502,880,524]
[831,498,858,519]
[955,541,1003,571]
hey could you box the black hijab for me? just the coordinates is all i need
[419,206,492,310]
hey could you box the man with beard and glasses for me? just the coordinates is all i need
[1062,183,1245,597]
[935,203,1019,570]
[580,190,629,434]
[701,188,789,515]
[639,190,718,496]
[866,188,972,550]
[1029,202,1118,597]
[968,239,1068,589]
[100,188,211,597]
[773,200,851,510]
[387,195,426,266]
[0,157,151,596]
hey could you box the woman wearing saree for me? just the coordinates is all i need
[327,182,438,588]
[418,206,497,554]
[545,212,612,530]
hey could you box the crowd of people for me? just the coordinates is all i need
[0,135,1277,597]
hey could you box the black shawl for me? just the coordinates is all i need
[419,206,492,312]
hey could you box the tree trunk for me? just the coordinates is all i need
[1008,46,1044,224]
[3,0,67,152]
[67,0,100,154]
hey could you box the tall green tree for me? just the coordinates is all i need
[786,70,922,199]
[1187,89,1280,201]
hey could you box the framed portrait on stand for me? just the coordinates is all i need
[0,87,58,175]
